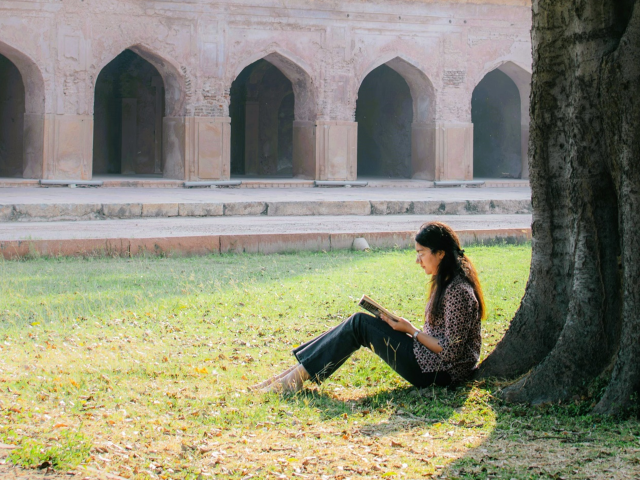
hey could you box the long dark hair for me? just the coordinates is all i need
[415,221,486,323]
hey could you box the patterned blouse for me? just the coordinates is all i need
[413,275,481,383]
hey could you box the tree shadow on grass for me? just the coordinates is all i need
[266,379,640,478]
[283,384,471,437]
[438,392,640,480]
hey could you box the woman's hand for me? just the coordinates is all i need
[379,313,417,335]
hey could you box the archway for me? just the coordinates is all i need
[230,59,295,177]
[356,65,413,178]
[229,51,317,179]
[0,53,25,178]
[472,63,531,180]
[93,49,165,176]
[472,70,521,178]
[355,57,436,180]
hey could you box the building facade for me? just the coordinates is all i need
[0,0,532,182]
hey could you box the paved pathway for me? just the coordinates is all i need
[0,214,531,241]
[0,187,532,257]
[0,186,531,204]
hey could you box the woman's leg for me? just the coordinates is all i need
[250,326,340,391]
[293,312,451,388]
[259,363,310,393]
[249,364,298,391]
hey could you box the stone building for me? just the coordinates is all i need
[0,0,532,182]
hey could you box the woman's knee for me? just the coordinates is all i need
[347,312,389,344]
[351,312,369,322]
[348,312,375,329]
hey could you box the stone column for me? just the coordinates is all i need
[315,121,357,181]
[434,122,474,181]
[22,113,47,179]
[292,120,316,179]
[162,116,231,180]
[41,114,93,180]
[411,122,437,180]
[163,116,186,179]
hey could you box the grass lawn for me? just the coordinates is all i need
[0,245,638,479]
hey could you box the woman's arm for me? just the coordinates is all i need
[413,328,443,353]
[379,313,443,353]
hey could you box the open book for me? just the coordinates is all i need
[358,294,402,322]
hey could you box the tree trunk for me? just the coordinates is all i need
[478,0,640,415]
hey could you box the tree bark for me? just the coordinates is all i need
[479,0,640,415]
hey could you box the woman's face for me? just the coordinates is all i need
[415,242,445,275]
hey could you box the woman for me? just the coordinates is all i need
[251,221,486,393]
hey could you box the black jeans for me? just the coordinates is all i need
[292,312,451,388]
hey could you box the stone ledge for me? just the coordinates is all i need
[0,179,531,189]
[0,199,532,221]
[102,203,143,219]
[223,202,268,216]
[0,228,531,259]
[267,201,371,216]
[12,204,103,221]
[184,181,242,188]
[0,179,40,188]
[141,203,179,217]
[40,180,103,187]
[314,181,368,187]
[178,203,224,217]
[434,180,485,188]
[370,201,414,215]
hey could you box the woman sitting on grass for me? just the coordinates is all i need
[251,221,486,393]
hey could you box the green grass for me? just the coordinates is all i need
[0,245,638,479]
[8,430,91,471]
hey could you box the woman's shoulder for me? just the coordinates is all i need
[444,275,478,303]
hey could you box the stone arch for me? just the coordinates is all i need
[355,55,437,179]
[472,59,532,93]
[229,49,317,179]
[93,46,185,177]
[472,60,531,179]
[94,44,186,118]
[358,55,436,124]
[0,40,46,179]
[229,48,317,122]
[231,49,317,123]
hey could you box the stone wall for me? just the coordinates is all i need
[0,0,532,181]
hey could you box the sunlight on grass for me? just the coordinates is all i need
[1,246,637,479]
